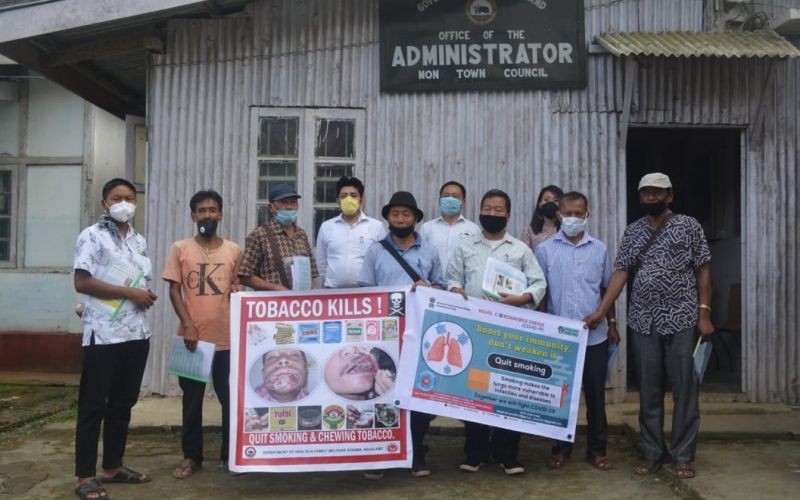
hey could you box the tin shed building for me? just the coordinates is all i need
[1,0,799,404]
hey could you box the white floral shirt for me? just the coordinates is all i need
[73,215,152,346]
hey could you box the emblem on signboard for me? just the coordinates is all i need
[465,0,497,26]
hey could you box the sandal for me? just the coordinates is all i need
[74,478,108,500]
[546,454,569,470]
[100,466,151,484]
[172,459,201,479]
[587,455,613,471]
[634,459,663,476]
[670,462,696,479]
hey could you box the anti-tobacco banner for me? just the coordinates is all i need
[229,288,411,472]
[380,0,586,91]
[396,287,587,442]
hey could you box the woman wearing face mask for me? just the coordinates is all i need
[72,178,158,500]
[521,185,564,251]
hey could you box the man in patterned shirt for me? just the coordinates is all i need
[239,184,319,290]
[585,173,714,480]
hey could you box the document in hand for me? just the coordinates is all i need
[168,335,215,383]
[291,256,312,291]
[693,337,713,383]
[606,342,619,382]
[482,257,527,301]
[85,259,145,319]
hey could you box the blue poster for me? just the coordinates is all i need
[396,287,587,442]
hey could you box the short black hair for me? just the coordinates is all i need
[336,176,364,197]
[480,189,511,212]
[559,191,589,210]
[439,180,466,199]
[190,190,223,212]
[102,178,136,200]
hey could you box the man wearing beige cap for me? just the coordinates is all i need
[585,172,713,480]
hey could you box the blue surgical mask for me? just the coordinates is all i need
[274,209,298,226]
[561,216,587,237]
[440,197,462,216]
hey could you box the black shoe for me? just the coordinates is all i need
[411,457,431,477]
[499,458,525,475]
[460,456,486,472]
[363,469,384,480]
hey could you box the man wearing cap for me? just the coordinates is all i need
[239,184,319,291]
[357,191,446,479]
[419,180,480,272]
[585,173,713,480]
[316,176,386,288]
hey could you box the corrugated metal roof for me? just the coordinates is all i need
[596,30,800,58]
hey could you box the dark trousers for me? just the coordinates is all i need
[410,411,434,462]
[463,422,521,463]
[552,341,609,459]
[179,350,231,465]
[633,327,700,464]
[75,337,150,478]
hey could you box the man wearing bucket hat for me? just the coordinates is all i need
[239,184,318,290]
[584,173,713,480]
[358,191,446,479]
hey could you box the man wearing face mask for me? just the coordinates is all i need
[584,173,713,480]
[239,184,319,291]
[73,178,157,499]
[316,176,386,288]
[162,190,242,478]
[358,191,446,479]
[419,181,480,271]
[534,192,618,472]
[447,189,547,475]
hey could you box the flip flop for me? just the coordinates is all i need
[173,459,201,479]
[587,455,613,471]
[74,478,108,500]
[670,462,696,479]
[101,466,151,484]
[546,454,569,470]
[634,459,663,476]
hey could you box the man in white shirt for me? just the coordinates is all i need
[420,180,481,271]
[316,176,386,288]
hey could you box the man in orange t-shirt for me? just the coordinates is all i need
[162,190,241,478]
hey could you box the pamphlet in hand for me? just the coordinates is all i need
[85,259,145,320]
[693,337,713,383]
[168,335,215,383]
[607,342,619,382]
[482,257,527,301]
[291,256,312,291]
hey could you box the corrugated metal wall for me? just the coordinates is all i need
[144,0,800,404]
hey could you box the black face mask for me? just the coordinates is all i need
[389,225,414,238]
[539,201,559,219]
[197,219,218,237]
[641,201,668,217]
[479,214,508,234]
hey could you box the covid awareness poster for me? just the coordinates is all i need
[229,287,411,472]
[396,287,587,442]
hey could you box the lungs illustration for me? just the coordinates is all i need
[425,332,463,368]
[426,334,447,362]
[447,337,463,367]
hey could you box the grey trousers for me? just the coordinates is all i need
[633,327,700,464]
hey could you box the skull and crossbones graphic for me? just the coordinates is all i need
[388,292,405,316]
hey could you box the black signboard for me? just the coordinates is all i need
[379,0,586,92]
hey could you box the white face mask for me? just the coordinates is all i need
[561,216,587,237]
[107,201,136,223]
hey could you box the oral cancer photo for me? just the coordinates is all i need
[249,347,320,404]
[323,345,396,401]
